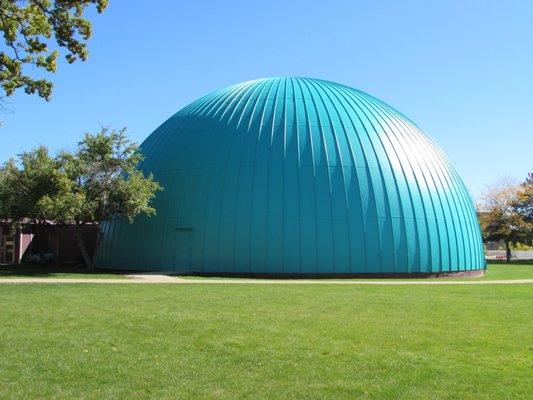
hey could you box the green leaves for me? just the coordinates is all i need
[0,0,108,101]
[478,174,533,247]
[0,145,68,223]
[0,127,162,228]
[60,127,163,224]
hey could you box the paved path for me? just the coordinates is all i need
[0,275,532,285]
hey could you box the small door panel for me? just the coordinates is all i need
[174,228,193,271]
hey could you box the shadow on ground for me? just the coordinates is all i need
[0,263,122,278]
[488,259,533,265]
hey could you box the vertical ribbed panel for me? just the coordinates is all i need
[95,77,485,274]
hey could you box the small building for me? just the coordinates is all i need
[0,221,97,265]
[0,223,33,264]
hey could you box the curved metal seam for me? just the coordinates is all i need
[236,79,269,131]
[400,128,464,270]
[416,133,479,268]
[361,94,447,271]
[241,79,275,273]
[343,93,412,273]
[293,78,320,273]
[198,127,229,272]
[332,85,399,272]
[203,84,249,119]
[311,80,354,273]
[384,106,462,270]
[138,110,185,173]
[197,83,266,272]
[421,137,480,268]
[189,86,264,271]
[221,82,258,124]
[265,78,284,272]
[320,85,369,273]
[459,177,484,267]
[369,99,446,272]
[312,81,352,209]
[215,83,253,123]
[138,104,201,253]
[362,96,447,272]
[452,178,477,268]
[227,81,264,272]
[307,79,351,273]
[321,85,377,273]
[309,79,353,273]
[407,127,472,269]
[281,77,289,273]
[290,78,304,274]
[245,79,278,272]
[351,95,419,273]
[210,85,258,271]
[355,105,431,273]
[370,106,450,270]
[300,78,337,273]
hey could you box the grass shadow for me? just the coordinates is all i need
[487,259,533,265]
[0,263,123,278]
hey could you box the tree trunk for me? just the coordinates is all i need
[505,240,511,263]
[47,226,61,267]
[36,225,46,264]
[74,225,93,270]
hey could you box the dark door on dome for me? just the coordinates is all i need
[174,228,193,272]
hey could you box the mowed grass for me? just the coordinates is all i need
[480,262,533,280]
[1,262,531,281]
[178,263,533,281]
[1,280,532,399]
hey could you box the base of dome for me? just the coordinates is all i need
[179,268,486,279]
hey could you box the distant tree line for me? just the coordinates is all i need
[477,173,533,261]
[0,128,161,268]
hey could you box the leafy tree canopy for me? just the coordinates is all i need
[0,127,162,267]
[0,0,108,102]
[512,172,533,241]
[0,145,66,222]
[477,174,533,260]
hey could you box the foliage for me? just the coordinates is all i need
[40,127,161,225]
[511,172,533,243]
[0,145,65,223]
[0,0,108,102]
[0,127,162,267]
[477,174,533,260]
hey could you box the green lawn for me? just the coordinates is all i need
[0,263,125,279]
[478,262,533,280]
[0,277,531,399]
[1,262,531,281]
[178,263,533,281]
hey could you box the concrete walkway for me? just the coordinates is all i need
[0,274,532,285]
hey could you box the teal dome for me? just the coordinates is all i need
[96,77,485,275]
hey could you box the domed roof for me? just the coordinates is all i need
[96,77,485,275]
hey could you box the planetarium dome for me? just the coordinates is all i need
[96,77,485,276]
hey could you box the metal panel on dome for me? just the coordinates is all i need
[95,77,485,276]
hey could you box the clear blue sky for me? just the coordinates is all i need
[2,0,532,198]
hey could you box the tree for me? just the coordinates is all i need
[0,0,108,104]
[0,145,63,221]
[477,176,532,262]
[0,145,68,261]
[510,172,533,245]
[0,127,162,268]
